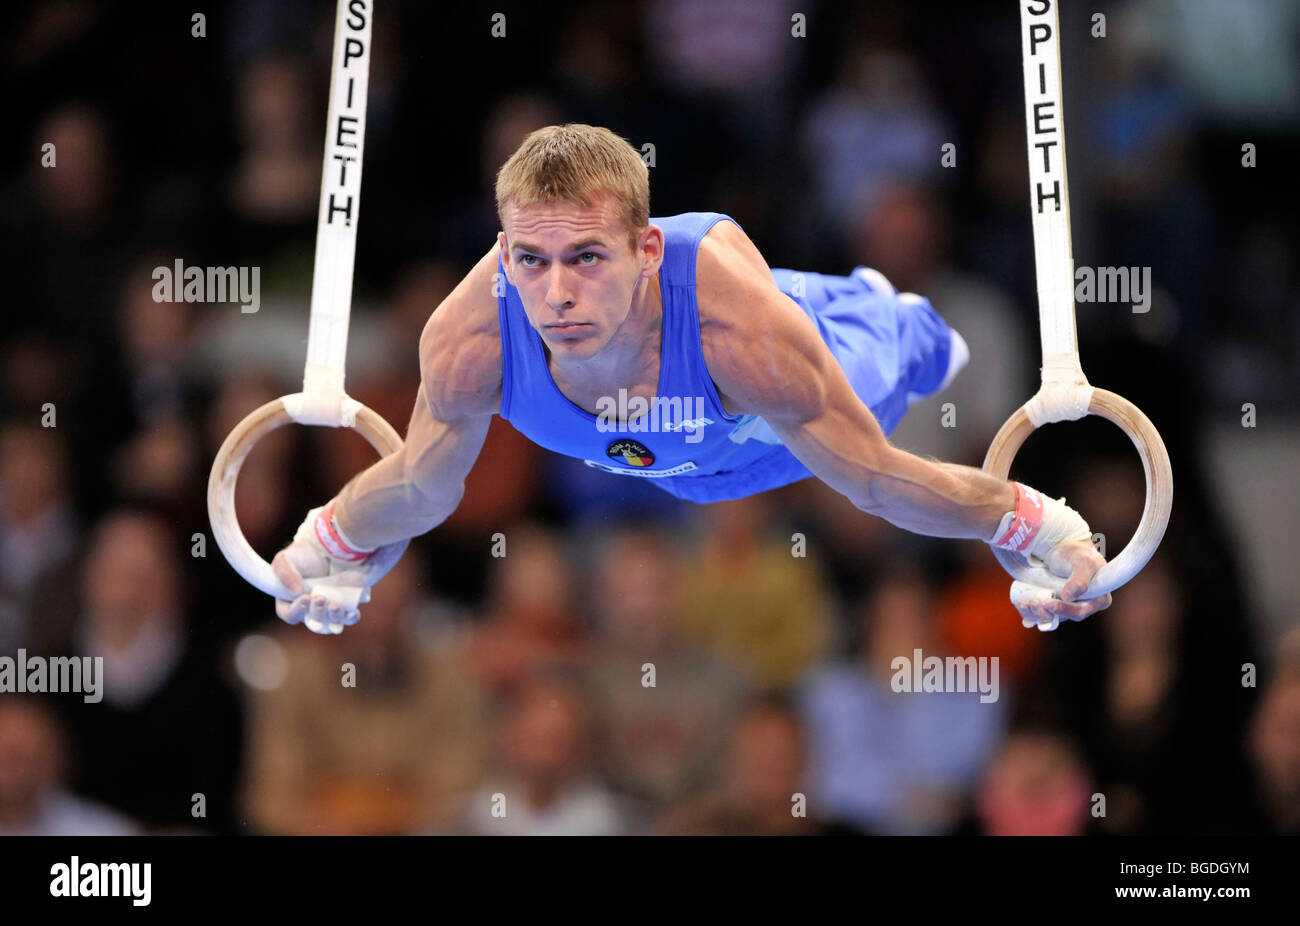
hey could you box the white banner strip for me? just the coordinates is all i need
[1020,0,1078,360]
[303,0,373,408]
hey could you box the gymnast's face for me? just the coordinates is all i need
[499,193,662,362]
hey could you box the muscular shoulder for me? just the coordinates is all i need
[419,245,504,419]
[695,221,830,421]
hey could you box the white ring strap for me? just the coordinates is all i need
[1020,0,1094,424]
[299,0,374,426]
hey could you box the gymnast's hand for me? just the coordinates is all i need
[270,498,408,634]
[989,482,1112,631]
[1013,536,1113,631]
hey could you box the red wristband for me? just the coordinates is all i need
[991,482,1046,554]
[313,499,372,562]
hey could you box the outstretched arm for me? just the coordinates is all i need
[340,248,504,547]
[697,221,1110,625]
[271,246,504,632]
[330,341,495,550]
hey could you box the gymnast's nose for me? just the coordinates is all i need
[545,265,576,313]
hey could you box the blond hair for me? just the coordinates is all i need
[495,124,649,250]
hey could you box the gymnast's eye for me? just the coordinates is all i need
[577,251,599,264]
[519,254,543,267]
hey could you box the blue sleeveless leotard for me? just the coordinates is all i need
[496,212,953,503]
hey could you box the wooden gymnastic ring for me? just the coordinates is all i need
[207,394,403,599]
[982,388,1173,598]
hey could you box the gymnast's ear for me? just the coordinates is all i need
[496,230,515,281]
[635,223,664,275]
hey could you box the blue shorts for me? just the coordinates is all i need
[650,266,957,503]
[773,265,955,436]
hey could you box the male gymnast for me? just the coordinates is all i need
[271,124,1111,634]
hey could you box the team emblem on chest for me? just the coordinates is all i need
[606,438,655,467]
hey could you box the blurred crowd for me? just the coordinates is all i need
[1,0,1298,836]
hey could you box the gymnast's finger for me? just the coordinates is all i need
[271,548,305,596]
[276,595,309,625]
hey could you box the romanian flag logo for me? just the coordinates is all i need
[606,439,655,467]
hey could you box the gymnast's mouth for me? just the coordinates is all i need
[546,322,592,332]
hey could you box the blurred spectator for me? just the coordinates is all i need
[1200,627,1300,835]
[113,254,198,426]
[0,421,79,650]
[1084,18,1211,352]
[964,725,1100,836]
[781,477,899,606]
[586,527,750,811]
[1039,549,1253,835]
[848,180,1030,468]
[643,0,798,100]
[550,0,719,217]
[7,102,123,361]
[30,508,243,833]
[1240,651,1300,834]
[468,523,588,703]
[434,93,561,266]
[440,674,631,835]
[656,697,834,835]
[242,552,487,835]
[935,542,1046,688]
[800,47,950,245]
[963,106,1045,304]
[641,0,800,160]
[0,338,77,423]
[201,49,325,306]
[1078,553,1187,835]
[110,417,200,515]
[678,495,833,691]
[220,0,320,72]
[0,695,139,836]
[29,101,116,233]
[798,565,1006,835]
[228,52,319,228]
[102,255,205,515]
[387,260,461,351]
[1121,0,1300,127]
